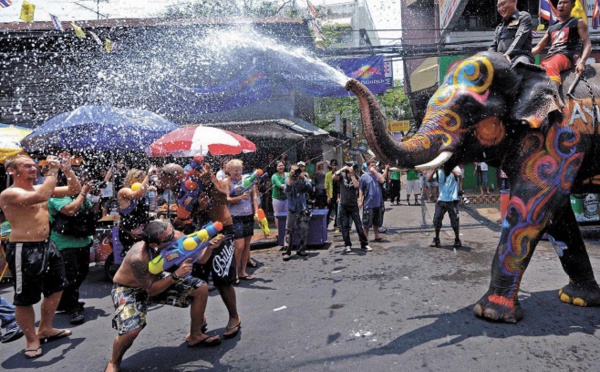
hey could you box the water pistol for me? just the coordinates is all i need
[148,221,223,275]
[177,155,205,216]
[229,169,268,196]
[255,208,270,238]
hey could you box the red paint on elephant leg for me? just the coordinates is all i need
[475,116,505,146]
[488,294,515,310]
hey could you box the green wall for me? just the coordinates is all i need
[462,163,497,191]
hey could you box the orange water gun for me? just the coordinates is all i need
[255,208,270,238]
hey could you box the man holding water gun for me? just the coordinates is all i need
[106,220,224,372]
[157,158,242,341]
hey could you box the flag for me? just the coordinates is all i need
[307,0,318,18]
[71,22,86,39]
[594,0,600,29]
[572,0,588,24]
[50,14,64,31]
[540,0,559,25]
[19,1,35,22]
[105,38,113,53]
[0,0,13,9]
[89,31,102,46]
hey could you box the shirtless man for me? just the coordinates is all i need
[0,154,81,359]
[158,162,241,339]
[106,220,223,372]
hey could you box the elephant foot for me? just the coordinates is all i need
[558,280,600,307]
[473,292,523,323]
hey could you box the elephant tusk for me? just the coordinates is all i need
[415,151,454,170]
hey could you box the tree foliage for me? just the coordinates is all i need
[314,80,413,131]
[161,0,298,18]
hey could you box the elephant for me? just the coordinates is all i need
[346,51,600,323]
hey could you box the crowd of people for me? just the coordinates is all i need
[1,1,591,360]
[0,146,514,369]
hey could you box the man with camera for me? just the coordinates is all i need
[359,159,385,243]
[333,163,371,253]
[282,163,313,261]
[48,173,101,325]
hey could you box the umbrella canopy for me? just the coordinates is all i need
[147,125,257,157]
[0,124,32,163]
[21,105,179,153]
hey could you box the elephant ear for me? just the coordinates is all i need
[508,62,563,129]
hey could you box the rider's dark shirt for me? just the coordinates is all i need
[546,17,581,63]
[489,10,534,63]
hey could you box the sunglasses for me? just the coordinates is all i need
[159,229,175,244]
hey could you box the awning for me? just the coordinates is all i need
[202,119,329,140]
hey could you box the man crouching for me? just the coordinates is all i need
[106,220,223,372]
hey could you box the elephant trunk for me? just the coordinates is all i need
[345,79,445,169]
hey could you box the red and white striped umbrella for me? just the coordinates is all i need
[147,125,256,157]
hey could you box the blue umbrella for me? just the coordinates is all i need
[21,105,179,152]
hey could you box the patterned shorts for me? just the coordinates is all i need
[111,274,205,335]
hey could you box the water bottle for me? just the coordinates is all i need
[147,186,157,213]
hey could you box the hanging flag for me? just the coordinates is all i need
[89,31,103,46]
[71,22,86,39]
[105,38,113,53]
[307,0,318,18]
[572,0,588,24]
[19,1,35,22]
[0,0,13,9]
[49,14,64,31]
[539,0,559,25]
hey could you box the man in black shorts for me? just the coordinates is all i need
[106,220,223,372]
[158,162,241,340]
[0,154,81,359]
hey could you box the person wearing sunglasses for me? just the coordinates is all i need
[106,220,225,372]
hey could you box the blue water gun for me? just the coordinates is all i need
[229,169,268,196]
[148,221,223,275]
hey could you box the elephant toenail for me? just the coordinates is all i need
[483,308,499,320]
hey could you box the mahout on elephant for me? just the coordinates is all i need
[346,51,600,323]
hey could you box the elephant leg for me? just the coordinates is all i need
[545,203,600,307]
[473,189,568,323]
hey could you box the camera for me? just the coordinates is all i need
[292,168,303,178]
[344,162,359,171]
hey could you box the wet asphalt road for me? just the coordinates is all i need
[1,197,599,371]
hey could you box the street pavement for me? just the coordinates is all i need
[1,192,600,371]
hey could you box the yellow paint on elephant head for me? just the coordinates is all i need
[182,238,197,251]
[451,56,494,94]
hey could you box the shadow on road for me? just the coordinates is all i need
[286,289,600,369]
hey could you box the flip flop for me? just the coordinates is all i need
[247,259,258,268]
[223,322,241,339]
[187,335,221,348]
[373,237,383,242]
[40,329,72,344]
[239,275,254,281]
[23,346,43,359]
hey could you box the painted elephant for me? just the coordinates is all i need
[346,51,600,323]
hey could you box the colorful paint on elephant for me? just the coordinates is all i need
[499,98,589,301]
[417,56,496,154]
[346,50,600,323]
